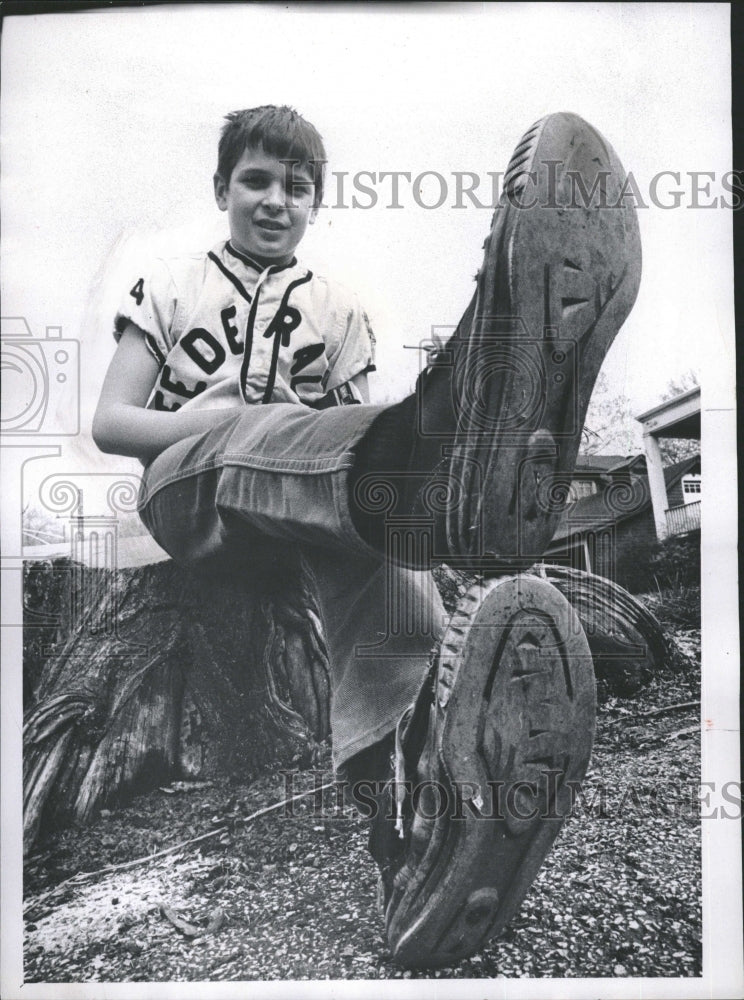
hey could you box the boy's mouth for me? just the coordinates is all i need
[255,219,288,231]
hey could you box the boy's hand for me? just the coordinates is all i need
[93,323,243,463]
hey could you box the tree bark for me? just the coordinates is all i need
[23,556,330,853]
[533,563,670,696]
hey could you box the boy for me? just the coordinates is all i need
[94,105,641,968]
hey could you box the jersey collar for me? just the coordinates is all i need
[225,240,298,274]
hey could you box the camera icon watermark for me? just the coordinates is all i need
[1,316,80,436]
[416,317,580,444]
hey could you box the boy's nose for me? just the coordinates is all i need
[262,182,286,211]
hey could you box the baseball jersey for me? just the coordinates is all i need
[114,240,376,412]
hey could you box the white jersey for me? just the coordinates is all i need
[114,240,376,412]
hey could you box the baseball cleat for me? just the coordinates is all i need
[374,574,596,969]
[412,112,642,569]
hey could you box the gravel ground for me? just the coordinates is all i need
[23,628,702,983]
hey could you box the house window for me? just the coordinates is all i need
[569,480,598,500]
[682,474,701,504]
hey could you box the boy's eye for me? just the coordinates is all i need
[237,173,312,198]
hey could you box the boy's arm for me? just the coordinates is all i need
[93,323,242,463]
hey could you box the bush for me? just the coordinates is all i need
[648,533,700,590]
[613,532,700,594]
[645,582,701,630]
[613,537,659,592]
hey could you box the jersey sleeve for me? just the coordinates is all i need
[323,294,377,393]
[113,258,177,366]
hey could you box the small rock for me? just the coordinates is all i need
[614,964,627,976]
[206,908,226,934]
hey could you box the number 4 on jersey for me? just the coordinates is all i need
[130,277,145,306]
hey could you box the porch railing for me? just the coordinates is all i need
[665,500,701,536]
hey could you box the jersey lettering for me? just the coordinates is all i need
[290,342,326,375]
[290,373,324,391]
[265,305,302,347]
[180,328,227,375]
[152,392,182,412]
[289,342,326,391]
[221,305,243,355]
[129,255,367,409]
[129,277,145,306]
[159,363,208,400]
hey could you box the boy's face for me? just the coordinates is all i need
[214,146,318,265]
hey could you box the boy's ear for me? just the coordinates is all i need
[214,173,228,211]
[309,204,319,225]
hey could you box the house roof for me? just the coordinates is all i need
[574,454,634,472]
[661,454,701,483]
[635,384,700,422]
[607,454,647,474]
[548,453,700,543]
[573,453,647,476]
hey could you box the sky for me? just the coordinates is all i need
[0,1,735,485]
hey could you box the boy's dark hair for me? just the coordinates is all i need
[217,105,326,208]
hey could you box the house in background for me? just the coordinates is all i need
[543,386,701,588]
[635,385,701,539]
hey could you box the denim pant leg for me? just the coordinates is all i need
[138,404,382,560]
[138,403,444,771]
[301,545,445,769]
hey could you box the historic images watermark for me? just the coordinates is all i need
[279,771,742,824]
[286,163,743,211]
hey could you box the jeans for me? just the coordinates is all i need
[137,402,445,770]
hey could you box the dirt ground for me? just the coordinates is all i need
[23,626,702,983]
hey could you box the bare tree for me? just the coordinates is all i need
[582,370,699,464]
[582,372,643,456]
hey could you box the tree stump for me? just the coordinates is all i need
[23,555,330,853]
[533,563,670,695]
[23,557,669,853]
